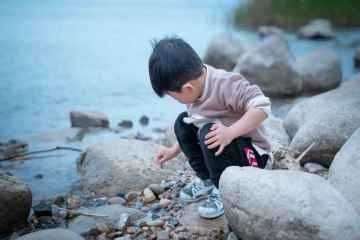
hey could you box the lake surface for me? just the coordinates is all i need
[0,0,359,201]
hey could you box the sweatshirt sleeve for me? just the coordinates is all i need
[221,74,271,116]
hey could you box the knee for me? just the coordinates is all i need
[174,112,189,136]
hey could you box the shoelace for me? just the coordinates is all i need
[204,192,222,208]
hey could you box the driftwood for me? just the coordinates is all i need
[0,146,82,161]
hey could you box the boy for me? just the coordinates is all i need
[148,37,271,219]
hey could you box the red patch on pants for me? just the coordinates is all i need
[244,147,258,167]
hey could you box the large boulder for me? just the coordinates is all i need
[284,76,360,167]
[355,47,360,68]
[234,36,303,97]
[203,34,245,71]
[0,172,32,233]
[295,48,342,93]
[329,128,360,214]
[298,19,335,40]
[17,229,84,240]
[258,26,285,39]
[77,139,186,195]
[220,167,360,240]
[70,111,110,128]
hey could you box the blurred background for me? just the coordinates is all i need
[0,0,359,200]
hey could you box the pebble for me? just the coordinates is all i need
[67,195,81,209]
[159,198,172,208]
[118,120,133,129]
[143,188,156,203]
[116,213,130,231]
[108,197,126,205]
[148,183,165,195]
[125,191,139,202]
[115,235,132,240]
[34,173,44,179]
[96,233,107,240]
[96,222,110,233]
[146,219,165,227]
[33,200,52,217]
[156,231,170,240]
[304,162,327,173]
[139,115,150,126]
[126,226,138,234]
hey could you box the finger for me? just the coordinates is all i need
[205,130,217,139]
[208,141,220,149]
[215,145,225,156]
[205,136,218,145]
[210,123,219,131]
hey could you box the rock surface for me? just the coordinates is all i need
[284,76,360,167]
[77,139,186,195]
[68,205,145,235]
[0,172,32,233]
[204,34,245,71]
[295,48,341,93]
[17,229,84,240]
[220,166,360,240]
[258,26,284,39]
[298,19,335,40]
[70,111,109,128]
[329,128,360,215]
[234,36,302,97]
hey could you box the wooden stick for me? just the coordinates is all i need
[295,142,315,163]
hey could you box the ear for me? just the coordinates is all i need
[181,82,194,92]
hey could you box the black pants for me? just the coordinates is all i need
[174,112,268,188]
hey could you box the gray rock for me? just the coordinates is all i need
[118,120,133,129]
[258,26,285,39]
[234,36,302,97]
[17,229,84,240]
[0,172,32,233]
[204,34,245,71]
[295,48,341,93]
[68,205,144,235]
[284,76,360,167]
[143,188,156,203]
[70,111,109,128]
[298,19,335,40]
[77,139,186,195]
[264,116,290,155]
[304,162,327,174]
[355,47,360,68]
[139,115,150,126]
[220,166,360,240]
[329,128,360,214]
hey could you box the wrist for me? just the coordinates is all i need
[226,126,238,142]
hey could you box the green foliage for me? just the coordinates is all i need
[234,0,360,29]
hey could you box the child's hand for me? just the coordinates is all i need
[205,122,234,156]
[156,145,179,167]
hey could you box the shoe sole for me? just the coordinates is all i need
[179,194,208,203]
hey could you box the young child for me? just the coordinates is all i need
[148,37,272,219]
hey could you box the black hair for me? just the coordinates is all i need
[148,37,204,97]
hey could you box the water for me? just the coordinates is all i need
[0,0,359,201]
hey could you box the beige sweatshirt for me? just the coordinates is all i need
[186,65,271,153]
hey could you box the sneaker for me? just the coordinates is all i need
[179,178,214,203]
[198,187,224,219]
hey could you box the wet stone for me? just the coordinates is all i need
[33,200,53,217]
[139,115,150,126]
